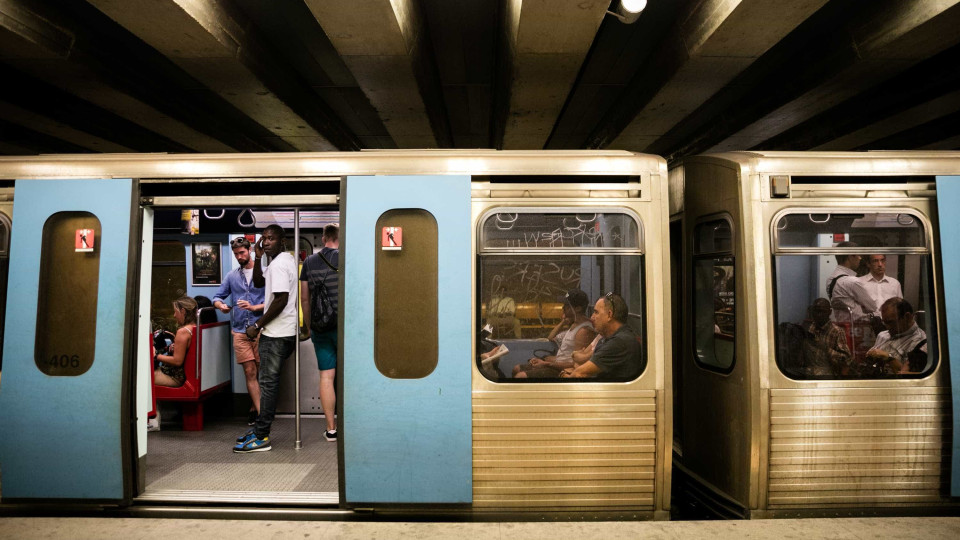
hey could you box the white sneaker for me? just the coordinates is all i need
[147,414,161,432]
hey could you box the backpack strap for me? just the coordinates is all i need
[316,249,338,272]
[826,275,845,299]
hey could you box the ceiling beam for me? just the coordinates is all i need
[606,0,830,152]
[499,0,608,149]
[88,0,358,151]
[305,0,445,148]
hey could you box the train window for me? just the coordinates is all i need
[477,209,646,383]
[480,211,641,250]
[772,211,937,379]
[151,241,187,332]
[35,212,101,376]
[374,209,438,379]
[692,218,735,373]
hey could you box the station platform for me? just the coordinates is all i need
[1,516,958,539]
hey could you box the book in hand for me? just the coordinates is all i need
[481,344,509,367]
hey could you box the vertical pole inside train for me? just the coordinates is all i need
[294,208,302,450]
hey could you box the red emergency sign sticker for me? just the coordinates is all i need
[76,229,95,252]
[382,227,402,250]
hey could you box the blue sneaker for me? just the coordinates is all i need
[234,436,271,453]
[236,428,255,444]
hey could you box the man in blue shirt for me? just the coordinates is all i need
[212,236,265,425]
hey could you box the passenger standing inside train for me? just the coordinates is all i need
[858,254,902,311]
[212,237,265,427]
[299,224,339,441]
[826,241,877,321]
[866,297,927,375]
[513,289,596,378]
[234,225,298,453]
[560,293,640,380]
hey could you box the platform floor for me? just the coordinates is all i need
[1,516,958,539]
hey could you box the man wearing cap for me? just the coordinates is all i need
[562,293,642,380]
[513,289,596,379]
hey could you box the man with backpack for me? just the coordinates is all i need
[300,224,340,441]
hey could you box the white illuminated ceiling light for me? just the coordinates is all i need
[609,0,647,24]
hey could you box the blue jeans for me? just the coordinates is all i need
[255,335,296,439]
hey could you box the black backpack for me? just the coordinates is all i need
[310,250,338,333]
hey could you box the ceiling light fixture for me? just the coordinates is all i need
[607,0,647,24]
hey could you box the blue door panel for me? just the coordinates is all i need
[0,179,134,500]
[936,175,960,497]
[343,175,471,503]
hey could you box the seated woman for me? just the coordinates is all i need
[154,296,198,388]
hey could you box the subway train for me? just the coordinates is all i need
[0,150,957,519]
[669,151,960,518]
[0,150,673,518]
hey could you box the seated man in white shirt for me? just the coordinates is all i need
[865,297,927,376]
[858,254,902,311]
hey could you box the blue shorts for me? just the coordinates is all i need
[311,329,338,371]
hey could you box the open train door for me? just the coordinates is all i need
[937,175,960,498]
[341,175,471,505]
[0,178,138,503]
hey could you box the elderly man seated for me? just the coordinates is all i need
[561,293,641,380]
[864,297,927,376]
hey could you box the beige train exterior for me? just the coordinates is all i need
[671,151,958,517]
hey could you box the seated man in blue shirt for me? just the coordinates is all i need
[212,236,265,425]
[561,293,641,380]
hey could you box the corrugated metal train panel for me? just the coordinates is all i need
[768,387,952,508]
[473,389,656,510]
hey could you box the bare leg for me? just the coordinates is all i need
[243,360,261,413]
[319,368,336,432]
[154,369,180,387]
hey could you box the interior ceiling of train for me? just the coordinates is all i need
[1,0,959,161]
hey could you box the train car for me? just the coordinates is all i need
[0,150,671,519]
[670,151,960,518]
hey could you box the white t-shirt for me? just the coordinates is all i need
[242,267,253,285]
[262,252,298,337]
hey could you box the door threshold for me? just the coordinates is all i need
[136,489,338,505]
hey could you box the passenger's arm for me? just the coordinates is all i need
[561,360,600,378]
[247,292,288,338]
[551,327,597,370]
[157,327,192,367]
[299,281,311,336]
[571,334,602,366]
[212,281,232,313]
[252,237,266,288]
[546,315,572,342]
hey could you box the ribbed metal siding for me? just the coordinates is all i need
[473,389,656,510]
[768,387,952,508]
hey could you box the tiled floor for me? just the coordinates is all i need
[145,416,338,494]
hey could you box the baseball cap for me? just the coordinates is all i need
[562,289,589,310]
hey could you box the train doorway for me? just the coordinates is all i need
[135,195,341,505]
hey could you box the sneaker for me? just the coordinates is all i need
[324,429,337,441]
[233,436,271,453]
[247,410,258,426]
[236,428,255,444]
[147,415,160,432]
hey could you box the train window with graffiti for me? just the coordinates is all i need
[692,218,735,373]
[35,212,101,376]
[477,209,645,383]
[771,211,938,380]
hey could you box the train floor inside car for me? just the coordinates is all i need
[139,415,338,503]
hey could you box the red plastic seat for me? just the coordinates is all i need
[150,322,230,430]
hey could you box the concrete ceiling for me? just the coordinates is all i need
[1,0,959,159]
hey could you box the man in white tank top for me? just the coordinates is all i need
[513,289,596,379]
